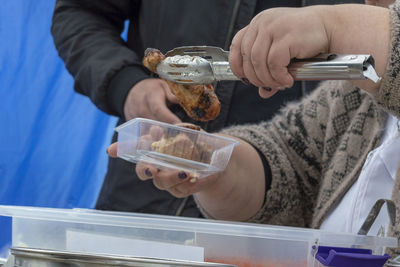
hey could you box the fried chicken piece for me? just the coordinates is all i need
[143,48,220,121]
[151,124,213,163]
[151,133,200,161]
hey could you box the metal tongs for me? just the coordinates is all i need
[156,46,381,85]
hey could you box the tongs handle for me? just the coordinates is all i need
[287,54,380,82]
[212,53,380,82]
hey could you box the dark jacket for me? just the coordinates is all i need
[51,0,363,217]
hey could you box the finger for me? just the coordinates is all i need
[175,123,201,131]
[258,87,279,99]
[241,27,264,87]
[250,32,283,89]
[152,169,189,190]
[136,162,159,180]
[137,134,153,150]
[147,96,181,124]
[149,126,164,140]
[168,176,198,198]
[267,40,294,88]
[173,172,219,196]
[229,27,247,80]
[106,142,118,157]
[169,186,191,198]
[162,82,179,105]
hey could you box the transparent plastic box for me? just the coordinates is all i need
[0,205,397,267]
[115,118,239,177]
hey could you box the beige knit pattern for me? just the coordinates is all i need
[221,82,384,228]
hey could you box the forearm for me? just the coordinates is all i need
[194,137,266,221]
[51,0,148,116]
[321,4,391,93]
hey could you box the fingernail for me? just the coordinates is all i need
[262,87,272,92]
[189,177,197,183]
[277,86,286,90]
[178,171,187,179]
[241,78,250,85]
[145,168,152,177]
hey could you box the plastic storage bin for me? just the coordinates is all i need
[115,118,238,177]
[0,206,397,267]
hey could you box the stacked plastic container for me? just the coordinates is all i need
[0,205,396,267]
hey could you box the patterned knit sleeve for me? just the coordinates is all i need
[219,80,378,227]
[219,83,335,227]
[376,0,400,117]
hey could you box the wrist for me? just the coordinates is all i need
[194,138,265,221]
[321,4,390,93]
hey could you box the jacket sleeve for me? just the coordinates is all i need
[51,0,149,117]
[376,0,400,119]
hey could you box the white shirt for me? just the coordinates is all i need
[320,114,400,235]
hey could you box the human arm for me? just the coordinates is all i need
[229,3,391,98]
[106,81,337,224]
[51,0,180,123]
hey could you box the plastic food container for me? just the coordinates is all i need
[8,247,236,267]
[0,206,397,267]
[115,118,238,177]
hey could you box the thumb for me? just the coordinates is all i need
[149,97,182,124]
[161,81,180,104]
[166,90,179,105]
[258,87,279,99]
[106,142,118,158]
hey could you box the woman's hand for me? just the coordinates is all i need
[105,124,221,199]
[135,163,220,198]
[229,4,391,97]
[229,6,330,98]
[106,139,223,198]
[106,134,266,221]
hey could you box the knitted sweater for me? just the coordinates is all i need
[221,1,400,255]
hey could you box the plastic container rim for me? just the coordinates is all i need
[114,118,240,146]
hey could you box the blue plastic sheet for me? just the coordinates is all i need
[0,0,117,257]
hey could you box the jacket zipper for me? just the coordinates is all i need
[224,0,241,51]
[203,0,241,133]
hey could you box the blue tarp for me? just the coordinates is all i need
[0,0,117,257]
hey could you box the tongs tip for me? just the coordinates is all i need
[157,55,214,84]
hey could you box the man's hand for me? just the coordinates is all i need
[123,78,181,123]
